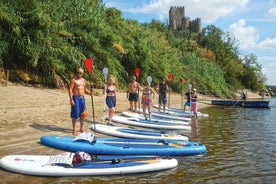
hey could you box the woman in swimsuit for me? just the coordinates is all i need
[105,76,117,125]
[141,82,155,120]
[190,88,198,118]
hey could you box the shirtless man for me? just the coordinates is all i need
[68,68,92,135]
[126,76,141,112]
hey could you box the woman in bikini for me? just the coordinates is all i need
[141,82,155,120]
[105,76,117,125]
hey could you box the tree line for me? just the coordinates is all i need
[0,0,266,98]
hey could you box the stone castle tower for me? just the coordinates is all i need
[169,6,201,33]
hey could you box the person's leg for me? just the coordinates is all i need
[129,101,134,112]
[108,107,115,124]
[79,118,84,132]
[163,100,166,113]
[148,105,151,120]
[194,103,198,118]
[163,96,167,113]
[158,95,162,112]
[142,103,147,120]
[134,101,137,112]
[72,119,77,135]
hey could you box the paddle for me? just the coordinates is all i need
[73,155,166,166]
[179,79,183,109]
[168,73,173,110]
[146,76,152,86]
[102,67,108,123]
[84,58,95,129]
[146,76,153,120]
[134,68,140,112]
[188,83,192,112]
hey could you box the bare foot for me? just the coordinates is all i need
[72,131,78,136]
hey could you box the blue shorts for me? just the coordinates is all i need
[185,101,190,107]
[106,96,116,108]
[71,96,86,119]
[159,95,167,104]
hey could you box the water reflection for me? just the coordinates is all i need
[190,117,200,142]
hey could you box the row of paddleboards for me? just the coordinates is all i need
[0,106,208,176]
[95,110,193,141]
[0,132,206,176]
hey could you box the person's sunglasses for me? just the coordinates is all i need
[77,72,83,74]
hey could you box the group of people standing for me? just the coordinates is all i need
[68,67,198,135]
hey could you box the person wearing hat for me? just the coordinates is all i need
[155,78,169,113]
[190,88,198,118]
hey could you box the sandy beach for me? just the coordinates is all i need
[0,82,261,183]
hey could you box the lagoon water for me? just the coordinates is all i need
[3,99,276,184]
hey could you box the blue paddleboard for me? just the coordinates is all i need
[40,134,206,156]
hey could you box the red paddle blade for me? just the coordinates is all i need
[168,73,173,81]
[84,58,93,74]
[134,68,140,78]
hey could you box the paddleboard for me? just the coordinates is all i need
[90,124,189,141]
[0,152,178,176]
[111,116,191,131]
[40,133,207,156]
[153,105,209,117]
[121,112,191,123]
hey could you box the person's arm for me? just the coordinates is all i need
[151,88,156,99]
[68,79,75,106]
[166,84,169,90]
[84,80,92,96]
[126,83,129,98]
[114,87,117,104]
[154,84,159,95]
[138,82,143,91]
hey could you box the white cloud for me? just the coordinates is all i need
[261,58,276,85]
[267,7,276,17]
[229,19,259,49]
[258,36,276,49]
[123,0,250,23]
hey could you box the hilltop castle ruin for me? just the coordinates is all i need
[169,6,201,33]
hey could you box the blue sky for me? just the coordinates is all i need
[103,0,276,86]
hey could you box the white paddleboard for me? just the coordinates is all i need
[90,124,189,141]
[121,111,191,123]
[122,111,192,121]
[153,105,209,117]
[0,152,178,176]
[111,115,191,131]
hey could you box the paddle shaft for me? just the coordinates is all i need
[88,75,95,125]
